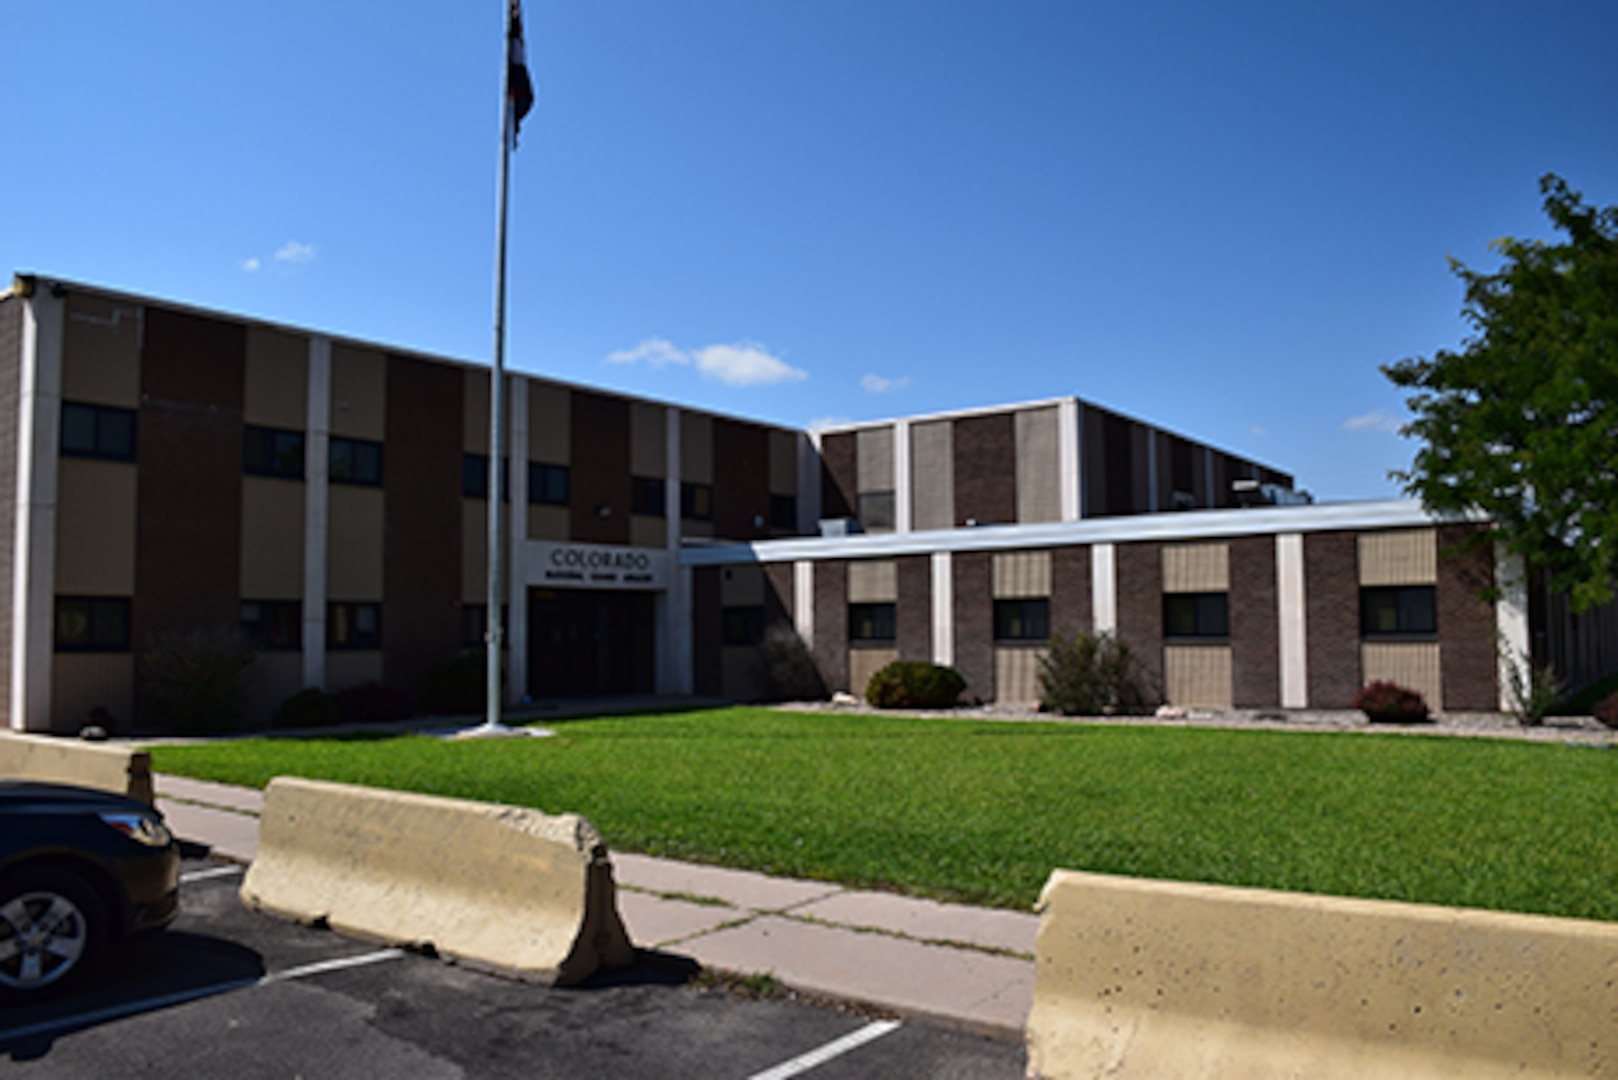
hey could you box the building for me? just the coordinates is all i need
[2,274,1612,733]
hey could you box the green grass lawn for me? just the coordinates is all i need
[151,708,1618,921]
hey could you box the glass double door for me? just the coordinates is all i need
[527,588,655,696]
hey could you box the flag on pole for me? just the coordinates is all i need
[508,0,535,144]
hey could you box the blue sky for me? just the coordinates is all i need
[5,1,1614,501]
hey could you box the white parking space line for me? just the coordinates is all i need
[260,949,406,984]
[744,1019,902,1080]
[179,865,245,884]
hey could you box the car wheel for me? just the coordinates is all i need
[0,868,109,997]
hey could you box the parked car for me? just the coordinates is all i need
[0,780,181,998]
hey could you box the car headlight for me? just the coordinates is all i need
[99,811,174,847]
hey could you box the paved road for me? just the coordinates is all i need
[2,858,1026,1078]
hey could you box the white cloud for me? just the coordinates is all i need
[1251,425,1267,437]
[808,416,854,431]
[1342,409,1403,433]
[693,343,807,386]
[605,337,690,368]
[861,373,911,394]
[274,240,316,265]
[240,257,260,273]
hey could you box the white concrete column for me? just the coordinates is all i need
[793,560,814,646]
[1276,532,1308,708]
[931,551,953,666]
[301,337,331,690]
[1496,544,1530,713]
[1091,543,1117,636]
[506,375,528,704]
[11,289,64,731]
[1059,398,1081,522]
[894,418,912,534]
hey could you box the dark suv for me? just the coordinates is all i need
[0,780,181,997]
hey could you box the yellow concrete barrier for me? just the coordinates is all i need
[241,776,634,986]
[1027,869,1618,1079]
[0,731,155,804]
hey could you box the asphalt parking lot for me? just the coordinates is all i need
[1,857,1026,1078]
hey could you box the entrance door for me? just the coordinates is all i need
[527,589,655,696]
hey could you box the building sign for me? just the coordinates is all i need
[526,540,668,591]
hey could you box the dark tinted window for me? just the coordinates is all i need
[1361,586,1437,637]
[241,600,301,650]
[529,462,569,506]
[55,597,131,652]
[61,403,135,462]
[849,602,896,644]
[329,437,383,486]
[632,476,666,516]
[681,482,713,521]
[1164,593,1229,639]
[994,598,1050,642]
[328,602,381,649]
[244,426,305,480]
[463,455,509,500]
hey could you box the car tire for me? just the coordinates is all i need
[0,868,109,998]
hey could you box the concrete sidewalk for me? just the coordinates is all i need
[156,774,1036,1039]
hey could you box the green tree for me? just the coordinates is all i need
[1384,174,1618,612]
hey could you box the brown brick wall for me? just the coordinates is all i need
[383,355,463,701]
[952,551,994,701]
[820,433,856,521]
[134,307,245,665]
[1115,542,1163,693]
[693,566,723,695]
[1438,524,1498,710]
[896,555,932,661]
[1229,535,1279,707]
[1050,545,1092,639]
[764,561,793,628]
[1103,412,1134,516]
[812,561,848,692]
[713,418,770,541]
[954,414,1016,526]
[0,297,19,723]
[568,390,630,545]
[1305,531,1361,707]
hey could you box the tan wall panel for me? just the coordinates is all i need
[856,426,895,493]
[463,370,491,452]
[993,551,1051,598]
[1163,542,1230,593]
[721,565,764,607]
[850,647,898,699]
[327,487,384,601]
[1015,407,1061,524]
[52,654,135,733]
[768,430,797,495]
[847,560,898,603]
[1359,528,1437,586]
[61,293,140,407]
[527,382,571,463]
[995,647,1047,704]
[244,652,306,728]
[630,402,666,476]
[681,519,715,540]
[630,515,664,548]
[910,420,954,531]
[721,647,767,701]
[244,327,309,429]
[55,460,136,595]
[680,411,713,483]
[1362,642,1443,710]
[1165,645,1233,707]
[329,344,387,440]
[527,504,569,541]
[241,477,306,599]
[325,651,383,693]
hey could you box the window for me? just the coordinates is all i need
[632,476,666,517]
[529,462,569,506]
[463,455,509,500]
[61,402,135,462]
[770,494,797,531]
[858,491,896,532]
[55,597,131,652]
[1164,593,1229,640]
[1361,586,1437,638]
[329,437,383,486]
[994,598,1050,643]
[461,604,510,649]
[848,602,896,645]
[241,601,301,650]
[722,606,765,646]
[328,602,381,649]
[682,482,713,521]
[244,426,305,480]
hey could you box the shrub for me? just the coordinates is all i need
[1594,692,1618,730]
[1499,634,1565,726]
[762,623,825,702]
[273,687,344,729]
[139,626,254,735]
[420,653,490,716]
[334,681,414,724]
[1037,632,1158,716]
[1353,681,1431,724]
[864,661,966,709]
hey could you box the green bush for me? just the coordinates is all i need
[139,627,254,734]
[273,687,344,729]
[1353,681,1432,724]
[864,661,966,709]
[1037,632,1158,716]
[420,653,490,716]
[762,624,825,702]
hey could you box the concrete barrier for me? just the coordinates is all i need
[1027,869,1618,1079]
[0,731,155,804]
[241,777,634,986]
